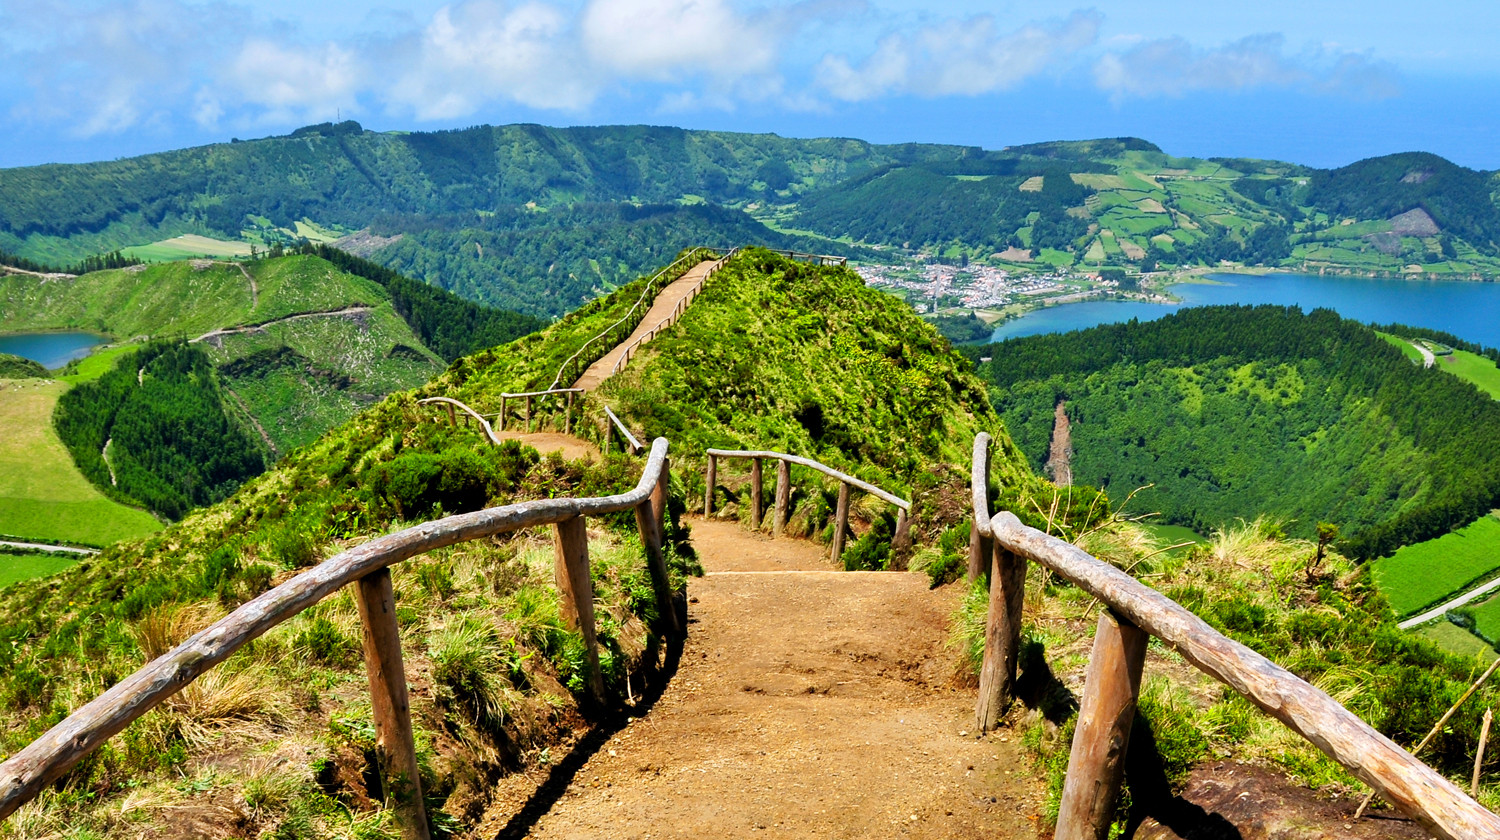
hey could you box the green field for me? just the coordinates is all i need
[1413,621,1498,663]
[0,549,80,590]
[1138,522,1208,554]
[1373,513,1500,617]
[1468,594,1500,646]
[0,379,161,547]
[1437,350,1500,400]
[123,234,254,261]
[1378,332,1425,363]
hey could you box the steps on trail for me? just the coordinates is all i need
[572,260,717,392]
[494,518,1043,838]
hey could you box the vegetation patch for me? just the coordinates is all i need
[1374,514,1500,617]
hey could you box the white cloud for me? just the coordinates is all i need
[581,0,777,80]
[816,10,1101,101]
[230,40,364,122]
[1093,33,1399,100]
[384,1,593,119]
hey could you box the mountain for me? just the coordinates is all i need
[7,125,1498,322]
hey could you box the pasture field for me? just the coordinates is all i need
[1413,621,1497,663]
[123,234,253,261]
[1438,350,1500,399]
[1373,513,1500,617]
[1378,332,1425,364]
[58,342,139,384]
[0,548,78,590]
[0,379,161,547]
[1467,593,1500,646]
[1138,522,1207,556]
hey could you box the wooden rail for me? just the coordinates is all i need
[967,432,1500,840]
[607,250,737,377]
[548,248,716,392]
[758,248,848,266]
[497,388,582,435]
[0,439,681,837]
[604,405,643,456]
[704,448,910,566]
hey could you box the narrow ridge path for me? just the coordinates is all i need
[573,260,717,392]
[503,518,1043,839]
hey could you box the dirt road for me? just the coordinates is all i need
[573,261,716,392]
[484,518,1044,839]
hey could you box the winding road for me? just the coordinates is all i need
[1398,575,1500,629]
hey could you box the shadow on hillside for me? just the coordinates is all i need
[490,632,685,840]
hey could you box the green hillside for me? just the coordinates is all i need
[0,248,1037,835]
[7,125,1499,323]
[970,305,1500,559]
[0,353,47,379]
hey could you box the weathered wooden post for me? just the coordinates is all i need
[830,481,850,565]
[444,403,456,428]
[969,437,992,581]
[773,459,790,537]
[565,390,574,435]
[498,396,507,431]
[1475,708,1494,797]
[526,395,534,433]
[704,454,717,515]
[353,568,431,840]
[552,517,605,703]
[750,457,763,530]
[891,508,912,570]
[976,538,1028,732]
[1055,609,1148,840]
[635,458,681,636]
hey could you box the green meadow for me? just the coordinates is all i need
[1437,350,1500,400]
[0,548,81,590]
[1414,621,1498,663]
[0,379,161,548]
[1373,513,1500,617]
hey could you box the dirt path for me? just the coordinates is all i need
[484,518,1045,839]
[572,260,717,392]
[1407,339,1436,369]
[498,430,597,462]
[190,306,372,344]
[101,437,117,486]
[230,262,259,311]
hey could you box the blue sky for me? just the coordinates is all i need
[0,0,1496,169]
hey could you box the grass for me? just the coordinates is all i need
[123,234,254,262]
[0,549,80,590]
[1378,332,1425,364]
[0,379,161,547]
[1136,522,1207,554]
[1467,593,1500,645]
[1437,350,1500,400]
[1373,513,1500,617]
[1414,621,1498,664]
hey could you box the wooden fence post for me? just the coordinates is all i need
[830,481,850,565]
[968,521,993,583]
[1055,609,1148,840]
[636,458,681,636]
[552,517,605,704]
[891,508,912,570]
[354,568,431,840]
[498,396,507,431]
[565,391,574,435]
[976,542,1028,731]
[704,455,717,516]
[444,403,456,428]
[1475,708,1493,797]
[773,459,790,537]
[750,457,763,530]
[526,396,534,433]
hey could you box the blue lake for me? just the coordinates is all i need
[988,273,1500,347]
[0,332,105,370]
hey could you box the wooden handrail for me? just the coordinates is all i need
[706,449,910,511]
[968,432,1500,840]
[548,249,714,392]
[607,250,737,378]
[502,388,585,399]
[0,438,678,832]
[705,448,910,567]
[604,405,643,455]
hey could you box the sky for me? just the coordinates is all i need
[0,0,1497,170]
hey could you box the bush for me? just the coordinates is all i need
[370,447,501,518]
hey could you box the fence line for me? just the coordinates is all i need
[967,431,1500,840]
[705,448,910,566]
[0,440,680,839]
[607,250,737,377]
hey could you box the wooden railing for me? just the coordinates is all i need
[607,249,737,377]
[604,405,644,456]
[758,248,848,266]
[704,449,910,566]
[548,248,717,391]
[0,439,682,839]
[497,388,582,434]
[968,432,1500,840]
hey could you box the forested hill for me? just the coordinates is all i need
[969,305,1500,559]
[7,124,1500,321]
